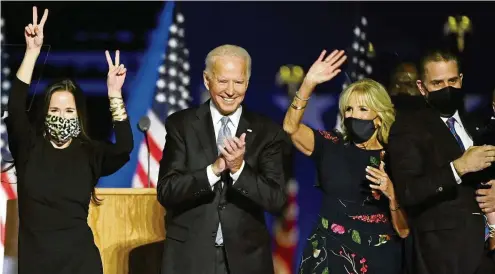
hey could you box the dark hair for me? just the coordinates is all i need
[419,50,461,81]
[2,79,102,205]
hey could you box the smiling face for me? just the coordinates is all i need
[203,55,249,115]
[47,90,78,119]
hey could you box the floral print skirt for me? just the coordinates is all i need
[298,217,403,274]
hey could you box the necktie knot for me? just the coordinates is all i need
[220,116,230,127]
[447,117,456,129]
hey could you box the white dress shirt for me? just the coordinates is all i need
[442,111,474,184]
[206,101,245,189]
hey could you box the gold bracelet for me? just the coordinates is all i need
[290,103,306,110]
[295,91,310,101]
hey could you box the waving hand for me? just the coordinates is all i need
[304,50,347,86]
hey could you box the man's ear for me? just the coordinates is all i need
[203,71,210,91]
[416,80,427,96]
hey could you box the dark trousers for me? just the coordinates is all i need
[215,245,230,274]
[475,249,495,274]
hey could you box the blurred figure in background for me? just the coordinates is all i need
[388,62,426,113]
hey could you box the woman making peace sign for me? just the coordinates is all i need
[5,7,133,273]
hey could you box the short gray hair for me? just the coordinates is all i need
[204,44,251,79]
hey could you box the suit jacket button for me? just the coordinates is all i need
[437,186,443,192]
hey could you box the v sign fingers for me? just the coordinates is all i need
[39,8,49,29]
[25,6,48,50]
[115,50,120,67]
[105,50,114,69]
[33,6,38,27]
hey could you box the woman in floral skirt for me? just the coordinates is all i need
[283,50,409,274]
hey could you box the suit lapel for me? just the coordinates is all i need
[221,108,257,196]
[192,101,218,164]
[423,108,464,158]
[235,108,257,158]
[458,112,479,141]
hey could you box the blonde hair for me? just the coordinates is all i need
[204,44,252,79]
[338,78,395,144]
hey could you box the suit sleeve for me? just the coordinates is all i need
[157,118,214,208]
[229,128,289,215]
[388,124,458,208]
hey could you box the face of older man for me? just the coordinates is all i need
[203,55,249,115]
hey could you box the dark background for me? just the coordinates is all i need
[3,1,495,139]
[2,1,495,271]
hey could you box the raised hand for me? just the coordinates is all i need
[105,50,127,95]
[304,50,347,86]
[218,133,246,174]
[25,6,48,51]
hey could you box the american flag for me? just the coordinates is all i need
[336,15,375,131]
[272,179,298,274]
[342,16,375,90]
[1,15,17,274]
[131,7,191,188]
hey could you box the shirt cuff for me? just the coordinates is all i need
[230,161,245,184]
[450,162,462,184]
[207,165,221,190]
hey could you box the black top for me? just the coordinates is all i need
[300,128,402,273]
[311,128,394,234]
[6,77,133,274]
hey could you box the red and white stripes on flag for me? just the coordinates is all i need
[1,15,17,274]
[132,111,167,188]
[131,7,191,188]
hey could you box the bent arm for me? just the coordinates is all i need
[388,198,410,238]
[388,132,457,208]
[157,120,213,208]
[283,81,316,156]
[230,129,288,214]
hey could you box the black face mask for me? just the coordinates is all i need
[425,86,464,118]
[344,117,377,144]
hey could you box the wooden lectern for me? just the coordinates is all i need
[3,188,166,274]
[88,188,166,274]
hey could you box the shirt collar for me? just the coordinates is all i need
[440,111,464,128]
[209,100,242,127]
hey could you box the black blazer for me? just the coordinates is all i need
[157,101,289,274]
[388,107,493,274]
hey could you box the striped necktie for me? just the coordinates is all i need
[446,117,465,152]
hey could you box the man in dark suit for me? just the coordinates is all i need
[388,50,495,274]
[157,44,289,274]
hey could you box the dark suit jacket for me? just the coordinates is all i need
[388,106,493,274]
[157,101,289,274]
